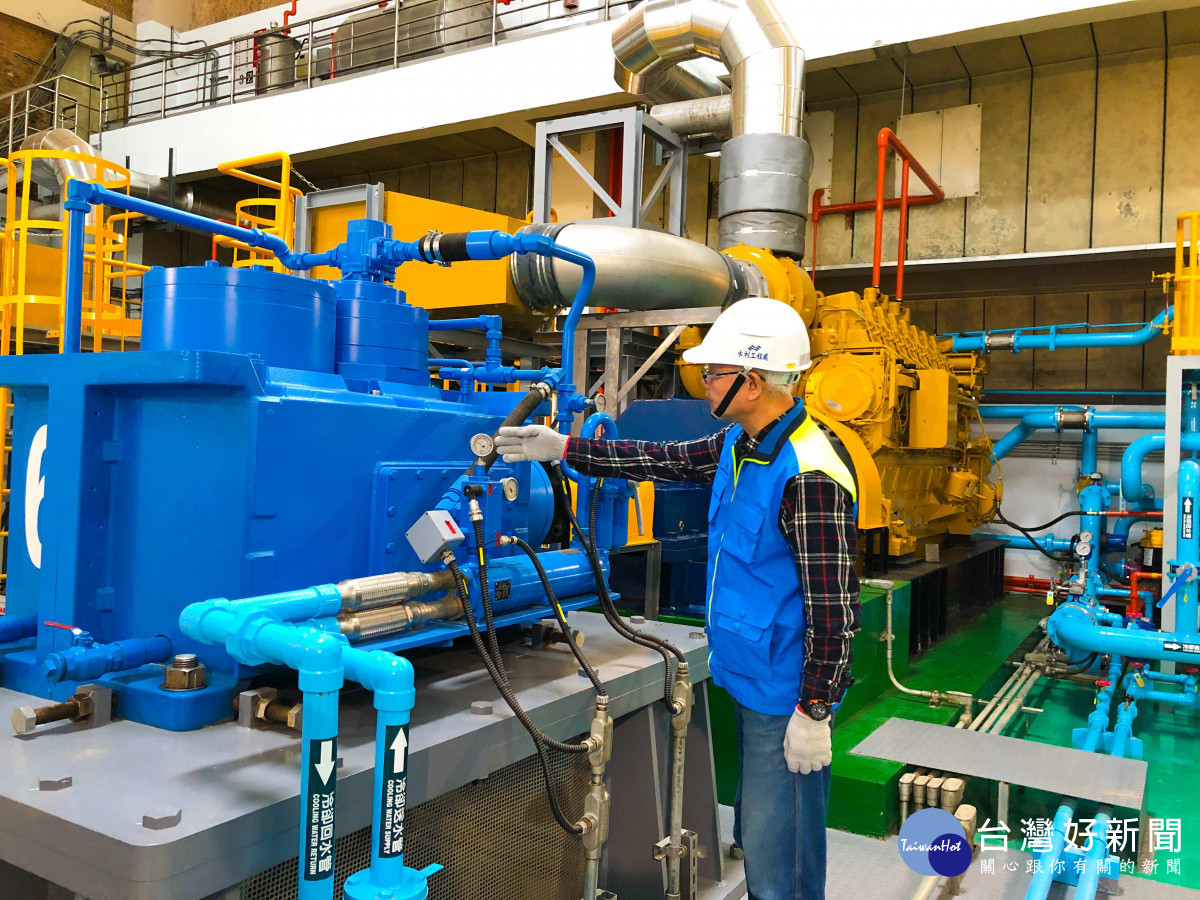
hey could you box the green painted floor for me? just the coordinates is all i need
[828,591,1047,837]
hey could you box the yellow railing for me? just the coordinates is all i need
[213,151,302,271]
[1173,211,1200,356]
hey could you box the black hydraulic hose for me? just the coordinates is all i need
[589,478,685,662]
[993,504,1071,563]
[478,383,551,472]
[553,468,683,704]
[473,520,505,672]
[444,555,585,836]
[510,535,608,696]
[1054,651,1099,677]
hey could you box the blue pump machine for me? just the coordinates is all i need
[0,182,625,732]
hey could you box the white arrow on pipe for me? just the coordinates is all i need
[390,728,407,775]
[314,740,335,785]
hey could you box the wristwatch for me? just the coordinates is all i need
[804,699,830,722]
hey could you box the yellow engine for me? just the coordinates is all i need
[800,287,996,557]
[678,252,997,559]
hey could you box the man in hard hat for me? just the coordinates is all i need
[495,297,860,900]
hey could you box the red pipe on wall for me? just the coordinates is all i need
[809,127,943,298]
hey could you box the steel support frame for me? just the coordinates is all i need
[533,107,688,234]
[570,308,720,423]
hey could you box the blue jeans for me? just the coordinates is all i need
[733,700,832,900]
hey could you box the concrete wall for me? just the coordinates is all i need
[812,40,1200,268]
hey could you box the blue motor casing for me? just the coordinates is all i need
[142,262,337,372]
[334,279,430,386]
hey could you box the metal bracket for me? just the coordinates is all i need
[653,831,706,900]
[236,687,278,729]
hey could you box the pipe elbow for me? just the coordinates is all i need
[346,649,415,712]
[283,629,345,694]
[178,598,232,643]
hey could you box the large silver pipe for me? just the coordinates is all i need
[510,221,762,313]
[650,94,732,137]
[1,128,235,223]
[612,0,811,257]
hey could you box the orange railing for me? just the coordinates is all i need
[810,127,944,300]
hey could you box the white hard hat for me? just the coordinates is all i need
[681,297,812,373]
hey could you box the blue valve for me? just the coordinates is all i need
[1158,561,1196,608]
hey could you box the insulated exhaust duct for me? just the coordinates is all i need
[510,221,765,312]
[1,129,235,223]
[613,0,811,258]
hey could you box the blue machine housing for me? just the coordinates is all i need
[610,399,722,614]
[0,256,597,731]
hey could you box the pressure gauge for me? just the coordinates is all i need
[1075,541,1093,558]
[470,433,495,458]
[502,477,519,501]
[591,392,608,413]
[1078,530,1094,544]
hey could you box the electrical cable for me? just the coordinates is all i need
[1052,652,1099,677]
[443,554,586,836]
[510,535,607,696]
[992,503,1072,563]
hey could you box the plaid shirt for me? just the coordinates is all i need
[565,411,860,707]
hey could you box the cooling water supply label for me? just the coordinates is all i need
[379,723,409,859]
[1184,497,1194,540]
[897,808,971,877]
[305,738,337,881]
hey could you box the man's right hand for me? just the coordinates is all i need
[495,425,569,463]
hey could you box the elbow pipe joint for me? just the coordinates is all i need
[344,648,416,712]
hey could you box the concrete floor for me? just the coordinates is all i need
[698,806,1200,899]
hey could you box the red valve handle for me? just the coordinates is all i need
[43,621,76,631]
[1095,680,1111,688]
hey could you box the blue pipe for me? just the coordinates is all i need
[980,405,1085,418]
[1120,434,1163,502]
[62,192,89,353]
[1082,431,1099,476]
[1048,603,1200,663]
[428,317,493,332]
[0,614,37,644]
[43,634,173,683]
[952,307,1173,352]
[554,247,598,434]
[1026,800,1077,899]
[342,647,441,900]
[990,409,1166,462]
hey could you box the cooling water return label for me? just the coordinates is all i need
[305,738,337,881]
[379,723,409,859]
[1183,497,1194,540]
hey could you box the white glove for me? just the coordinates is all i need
[783,707,832,775]
[494,424,569,463]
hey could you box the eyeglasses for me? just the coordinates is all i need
[701,366,745,384]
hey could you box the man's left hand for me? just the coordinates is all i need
[783,706,832,774]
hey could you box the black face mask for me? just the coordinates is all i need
[710,370,749,420]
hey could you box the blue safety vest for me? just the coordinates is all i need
[705,400,858,715]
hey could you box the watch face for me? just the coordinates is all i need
[807,701,830,721]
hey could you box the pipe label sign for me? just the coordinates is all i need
[1164,641,1200,654]
[379,723,409,859]
[1184,498,1194,540]
[305,738,337,881]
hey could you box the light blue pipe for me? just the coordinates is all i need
[952,307,1173,352]
[989,533,1074,553]
[0,614,37,644]
[555,247,598,434]
[1026,800,1077,899]
[43,634,173,683]
[980,405,1085,418]
[1047,603,1200,663]
[990,409,1166,462]
[1082,431,1099,476]
[342,647,441,900]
